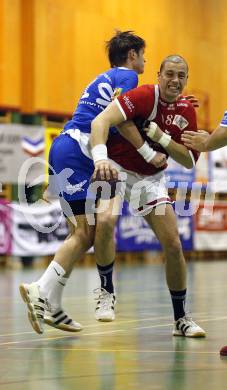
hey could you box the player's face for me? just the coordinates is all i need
[133,48,145,74]
[158,61,188,102]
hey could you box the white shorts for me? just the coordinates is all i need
[112,162,173,216]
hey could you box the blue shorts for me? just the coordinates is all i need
[48,134,94,203]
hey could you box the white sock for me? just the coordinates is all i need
[47,276,68,311]
[36,260,66,297]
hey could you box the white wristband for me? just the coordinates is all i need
[159,133,171,148]
[146,122,158,139]
[91,144,108,163]
[137,141,157,162]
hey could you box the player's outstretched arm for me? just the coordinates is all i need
[182,126,227,151]
[181,130,210,152]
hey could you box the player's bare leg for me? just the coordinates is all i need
[144,204,205,337]
[19,215,95,333]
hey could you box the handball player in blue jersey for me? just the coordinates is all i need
[19,31,164,334]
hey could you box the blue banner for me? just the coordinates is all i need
[116,201,193,252]
[165,157,196,188]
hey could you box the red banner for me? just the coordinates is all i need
[0,199,12,254]
[194,202,227,250]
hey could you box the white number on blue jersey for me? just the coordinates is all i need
[96,83,114,107]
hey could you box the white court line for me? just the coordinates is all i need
[6,347,219,355]
[0,312,214,339]
[1,315,226,347]
[0,315,176,338]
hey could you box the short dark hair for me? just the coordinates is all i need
[159,55,189,73]
[106,30,145,67]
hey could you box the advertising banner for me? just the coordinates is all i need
[11,200,68,256]
[0,124,45,184]
[44,128,61,181]
[0,199,12,254]
[116,201,193,252]
[209,147,227,193]
[194,201,227,250]
[165,157,196,188]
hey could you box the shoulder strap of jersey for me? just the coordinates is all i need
[147,85,159,120]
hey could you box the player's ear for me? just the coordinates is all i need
[128,49,137,60]
[184,74,189,86]
[157,71,161,81]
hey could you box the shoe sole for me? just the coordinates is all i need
[95,315,115,322]
[19,284,43,335]
[173,331,206,338]
[44,318,83,332]
[96,318,115,322]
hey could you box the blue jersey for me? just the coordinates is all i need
[63,67,138,134]
[50,67,139,203]
[220,110,227,127]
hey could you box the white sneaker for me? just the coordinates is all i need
[19,283,47,334]
[173,315,206,338]
[44,308,83,332]
[94,288,116,322]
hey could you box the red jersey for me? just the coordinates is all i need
[107,84,199,175]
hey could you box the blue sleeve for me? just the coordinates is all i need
[220,110,227,127]
[113,71,138,97]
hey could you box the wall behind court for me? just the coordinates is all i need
[0,0,226,128]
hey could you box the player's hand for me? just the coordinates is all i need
[181,130,209,152]
[93,160,118,181]
[149,152,167,168]
[144,124,163,142]
[178,94,199,108]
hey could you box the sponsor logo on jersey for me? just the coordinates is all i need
[172,115,189,130]
[221,111,227,127]
[113,88,123,99]
[177,102,188,107]
[167,104,175,110]
[122,95,135,112]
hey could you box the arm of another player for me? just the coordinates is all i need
[181,130,210,151]
[113,78,166,167]
[182,110,227,151]
[91,93,166,177]
[90,101,124,180]
[182,126,227,151]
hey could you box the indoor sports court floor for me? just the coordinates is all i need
[1,260,227,389]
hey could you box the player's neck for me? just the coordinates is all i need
[122,60,138,73]
[159,90,177,104]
